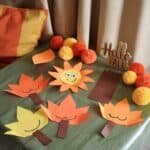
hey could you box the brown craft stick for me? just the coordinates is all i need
[88,71,121,103]
[57,120,69,139]
[33,130,52,145]
[100,121,116,138]
[29,93,44,105]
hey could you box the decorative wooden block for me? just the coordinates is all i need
[101,41,132,70]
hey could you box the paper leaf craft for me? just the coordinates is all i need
[49,61,94,93]
[32,49,55,64]
[99,99,143,137]
[5,74,49,105]
[5,107,51,145]
[40,94,90,138]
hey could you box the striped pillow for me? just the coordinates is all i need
[0,5,47,57]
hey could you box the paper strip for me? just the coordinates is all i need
[29,93,44,105]
[33,130,52,145]
[57,120,69,139]
[88,71,120,102]
[100,121,116,138]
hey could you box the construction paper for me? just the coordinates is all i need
[40,94,90,125]
[57,120,69,139]
[5,107,48,137]
[49,61,94,93]
[99,99,143,126]
[5,74,49,98]
[32,49,55,64]
[33,130,52,145]
[88,71,120,102]
[29,93,44,105]
[100,121,116,138]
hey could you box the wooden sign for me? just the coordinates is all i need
[101,41,132,70]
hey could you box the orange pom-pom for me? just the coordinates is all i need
[50,35,64,50]
[81,49,97,64]
[72,42,86,56]
[129,62,145,76]
[135,73,150,88]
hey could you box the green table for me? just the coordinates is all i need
[0,43,149,150]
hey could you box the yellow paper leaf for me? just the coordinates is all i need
[5,107,48,137]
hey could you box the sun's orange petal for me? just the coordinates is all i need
[48,71,60,79]
[78,82,88,90]
[64,61,72,70]
[73,62,82,71]
[70,86,78,93]
[54,66,64,73]
[83,76,94,82]
[49,80,62,86]
[81,69,93,75]
[60,84,70,92]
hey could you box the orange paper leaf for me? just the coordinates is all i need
[32,49,55,64]
[5,74,49,98]
[48,61,94,93]
[99,99,143,126]
[40,94,90,125]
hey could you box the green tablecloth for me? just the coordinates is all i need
[0,43,150,150]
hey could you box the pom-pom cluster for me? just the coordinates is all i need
[50,35,97,64]
[122,62,150,106]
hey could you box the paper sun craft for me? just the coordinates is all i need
[99,99,143,137]
[5,74,49,105]
[5,107,51,145]
[40,94,90,139]
[49,61,94,93]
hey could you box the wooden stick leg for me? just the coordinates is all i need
[100,121,116,138]
[33,130,52,145]
[29,93,44,105]
[57,120,69,139]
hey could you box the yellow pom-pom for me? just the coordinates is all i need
[58,46,74,61]
[132,87,150,105]
[122,71,137,85]
[63,38,77,47]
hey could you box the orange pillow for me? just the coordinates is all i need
[0,5,47,57]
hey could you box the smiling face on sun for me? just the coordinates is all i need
[49,61,94,93]
[5,107,48,137]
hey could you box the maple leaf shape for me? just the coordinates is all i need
[40,94,90,125]
[5,107,48,137]
[5,74,49,98]
[99,98,143,126]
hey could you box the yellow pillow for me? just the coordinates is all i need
[0,5,47,57]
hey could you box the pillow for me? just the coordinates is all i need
[0,5,47,57]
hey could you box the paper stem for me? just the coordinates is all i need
[33,130,52,145]
[100,121,116,138]
[57,120,69,139]
[29,93,43,105]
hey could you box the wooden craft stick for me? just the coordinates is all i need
[33,130,52,145]
[57,120,69,139]
[29,93,44,105]
[100,121,116,138]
